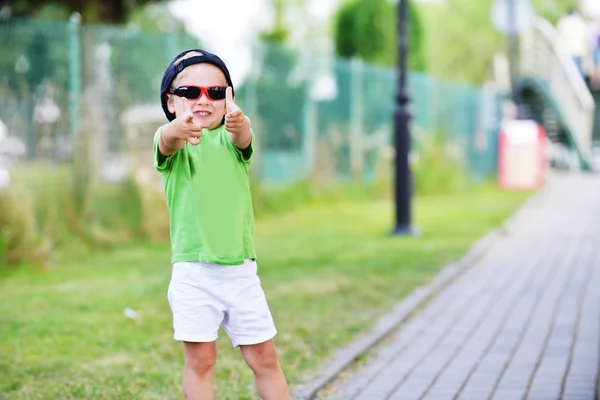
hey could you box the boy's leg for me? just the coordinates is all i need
[240,339,290,400]
[183,341,218,400]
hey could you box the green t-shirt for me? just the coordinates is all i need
[153,125,256,265]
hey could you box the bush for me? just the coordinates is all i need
[0,165,156,267]
[0,132,476,268]
[0,187,45,266]
[413,132,471,195]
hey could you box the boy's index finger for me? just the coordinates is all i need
[180,97,194,122]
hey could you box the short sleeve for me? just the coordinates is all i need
[227,130,254,167]
[154,128,173,171]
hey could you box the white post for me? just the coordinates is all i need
[303,51,317,176]
[350,57,364,179]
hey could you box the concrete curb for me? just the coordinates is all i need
[291,185,550,400]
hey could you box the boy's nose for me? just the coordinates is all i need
[197,92,210,103]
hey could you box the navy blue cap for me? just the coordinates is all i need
[160,49,234,122]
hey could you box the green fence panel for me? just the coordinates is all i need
[0,19,501,184]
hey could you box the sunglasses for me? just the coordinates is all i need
[169,86,227,101]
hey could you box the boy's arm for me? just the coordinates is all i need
[225,87,252,152]
[229,116,252,150]
[158,123,185,156]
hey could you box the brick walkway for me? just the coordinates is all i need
[315,174,600,400]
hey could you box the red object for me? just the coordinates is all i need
[498,120,547,190]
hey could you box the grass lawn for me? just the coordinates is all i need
[0,189,529,399]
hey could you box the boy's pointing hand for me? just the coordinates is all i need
[179,97,204,146]
[225,87,247,134]
[159,98,203,155]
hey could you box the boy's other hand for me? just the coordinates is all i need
[225,87,247,134]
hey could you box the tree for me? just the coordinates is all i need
[532,0,579,24]
[334,0,426,72]
[419,0,579,84]
[419,0,502,84]
[1,0,161,23]
[260,0,290,43]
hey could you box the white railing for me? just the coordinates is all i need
[519,17,595,161]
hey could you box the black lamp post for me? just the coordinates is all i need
[392,0,418,236]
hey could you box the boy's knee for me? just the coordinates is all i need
[185,355,217,376]
[242,344,280,373]
[249,354,280,375]
[184,347,217,377]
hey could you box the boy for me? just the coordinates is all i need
[154,49,290,400]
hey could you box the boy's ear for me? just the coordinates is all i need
[166,94,176,114]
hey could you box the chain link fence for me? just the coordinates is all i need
[0,18,500,183]
[0,18,502,261]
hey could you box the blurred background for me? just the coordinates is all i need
[1,0,600,398]
[1,0,599,262]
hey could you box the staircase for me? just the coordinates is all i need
[515,17,596,169]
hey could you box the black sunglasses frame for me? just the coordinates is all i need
[169,86,228,101]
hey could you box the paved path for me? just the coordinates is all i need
[315,174,600,400]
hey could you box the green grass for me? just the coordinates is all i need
[0,189,529,399]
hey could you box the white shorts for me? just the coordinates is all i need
[167,259,277,347]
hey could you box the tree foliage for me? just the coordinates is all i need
[419,0,501,84]
[1,0,161,23]
[260,0,290,44]
[532,0,580,24]
[419,0,579,84]
[333,0,426,72]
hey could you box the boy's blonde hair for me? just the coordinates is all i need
[172,51,205,87]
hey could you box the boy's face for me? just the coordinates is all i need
[167,63,228,130]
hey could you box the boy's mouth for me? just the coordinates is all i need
[194,111,211,117]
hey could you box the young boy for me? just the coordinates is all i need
[154,49,290,400]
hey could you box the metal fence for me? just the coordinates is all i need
[0,18,501,187]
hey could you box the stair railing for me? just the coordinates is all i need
[519,17,595,163]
